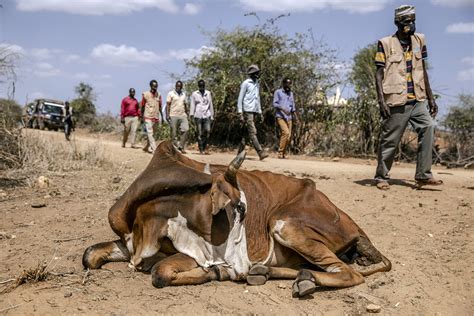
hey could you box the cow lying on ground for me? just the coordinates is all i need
[83,141,391,297]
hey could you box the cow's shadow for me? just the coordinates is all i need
[354,178,442,191]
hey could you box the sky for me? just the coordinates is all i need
[1,0,473,118]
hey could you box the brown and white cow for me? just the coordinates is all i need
[83,141,391,297]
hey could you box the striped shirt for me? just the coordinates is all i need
[375,40,427,102]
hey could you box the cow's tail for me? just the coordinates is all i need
[359,254,392,277]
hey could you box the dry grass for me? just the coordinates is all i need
[19,131,110,172]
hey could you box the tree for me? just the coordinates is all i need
[348,43,380,155]
[70,82,97,126]
[443,94,474,162]
[184,19,340,152]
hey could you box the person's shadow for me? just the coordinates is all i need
[354,179,442,191]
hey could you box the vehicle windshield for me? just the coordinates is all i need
[43,104,63,115]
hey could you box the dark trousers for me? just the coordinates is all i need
[195,117,211,152]
[238,112,263,153]
[375,100,435,181]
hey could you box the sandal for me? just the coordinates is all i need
[416,178,443,187]
[375,180,390,190]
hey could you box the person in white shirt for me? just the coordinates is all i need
[166,81,189,153]
[190,79,214,154]
[237,64,268,160]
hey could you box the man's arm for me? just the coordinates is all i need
[140,94,146,120]
[375,65,391,119]
[422,60,437,119]
[166,93,172,121]
[120,98,126,123]
[208,92,214,120]
[237,81,246,114]
[189,92,195,118]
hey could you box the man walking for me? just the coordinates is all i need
[374,5,442,189]
[273,78,298,159]
[120,88,140,148]
[63,101,73,141]
[141,80,162,154]
[190,79,214,154]
[166,81,189,153]
[237,64,268,160]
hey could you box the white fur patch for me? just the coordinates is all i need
[109,243,128,261]
[273,220,286,235]
[166,189,252,280]
[125,233,134,254]
[326,265,341,273]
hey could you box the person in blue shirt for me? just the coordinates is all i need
[237,64,268,160]
[273,78,299,159]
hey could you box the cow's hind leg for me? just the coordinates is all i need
[272,221,364,296]
[151,253,230,288]
[82,240,130,269]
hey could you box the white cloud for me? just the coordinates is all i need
[91,44,164,65]
[30,48,54,60]
[74,72,89,79]
[446,22,474,34]
[64,54,81,62]
[462,56,474,66]
[33,62,61,77]
[16,0,180,15]
[184,3,201,15]
[458,56,474,81]
[431,0,474,8]
[458,68,474,81]
[90,44,213,66]
[168,46,212,60]
[239,0,390,14]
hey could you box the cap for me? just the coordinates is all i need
[247,64,260,75]
[395,4,415,22]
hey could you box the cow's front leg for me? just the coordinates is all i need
[151,253,229,288]
[82,240,130,269]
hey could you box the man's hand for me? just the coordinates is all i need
[379,101,391,120]
[428,99,438,119]
[257,114,263,123]
[121,118,125,124]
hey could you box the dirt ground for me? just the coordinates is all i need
[1,130,473,315]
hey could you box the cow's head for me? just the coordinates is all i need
[210,150,247,222]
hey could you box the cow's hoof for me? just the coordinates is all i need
[151,275,169,288]
[292,269,317,297]
[247,264,269,285]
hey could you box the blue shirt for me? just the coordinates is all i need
[273,88,295,121]
[237,78,261,114]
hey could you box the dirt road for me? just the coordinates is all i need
[1,130,472,314]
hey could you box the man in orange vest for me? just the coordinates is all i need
[374,5,442,190]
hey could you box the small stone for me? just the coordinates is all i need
[31,202,47,208]
[112,177,122,184]
[418,203,423,207]
[277,283,287,289]
[64,292,72,298]
[332,157,340,162]
[37,176,50,189]
[44,195,51,199]
[366,304,381,313]
[428,233,433,238]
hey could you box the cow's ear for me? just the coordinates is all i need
[224,150,246,187]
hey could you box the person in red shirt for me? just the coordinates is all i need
[120,88,140,148]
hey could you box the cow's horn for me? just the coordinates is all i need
[225,150,246,185]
